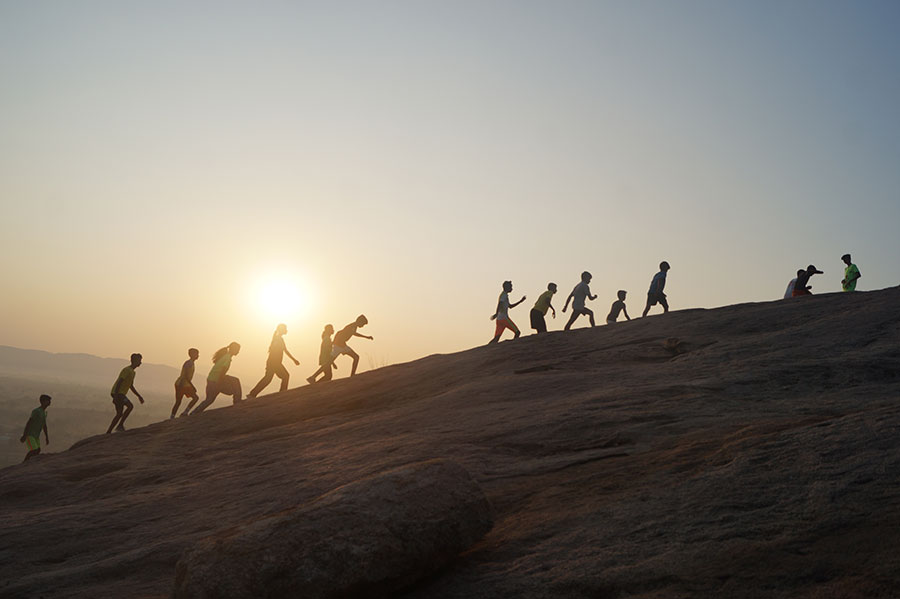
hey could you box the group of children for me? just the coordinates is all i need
[783,254,861,299]
[490,261,671,343]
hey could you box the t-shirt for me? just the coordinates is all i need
[607,300,626,321]
[784,278,797,299]
[843,263,860,292]
[795,270,811,291]
[267,336,285,365]
[25,407,47,439]
[533,290,554,315]
[111,366,136,395]
[175,359,195,386]
[319,337,333,366]
[334,323,358,347]
[208,353,232,382]
[496,292,511,319]
[649,271,667,295]
[571,282,591,310]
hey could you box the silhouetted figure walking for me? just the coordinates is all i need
[530,283,557,334]
[607,290,631,324]
[489,281,525,343]
[642,261,671,317]
[172,348,200,419]
[791,265,823,297]
[107,353,145,433]
[307,324,338,383]
[21,394,51,462]
[248,324,299,398]
[191,342,242,414]
[562,271,597,330]
[841,254,861,292]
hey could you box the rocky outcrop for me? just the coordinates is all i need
[173,459,492,599]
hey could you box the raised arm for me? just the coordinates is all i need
[511,295,527,308]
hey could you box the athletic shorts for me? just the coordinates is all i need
[792,287,811,297]
[111,393,133,411]
[572,306,592,316]
[25,436,40,451]
[530,308,547,333]
[494,317,519,337]
[647,292,666,306]
[331,345,352,358]
[175,381,197,399]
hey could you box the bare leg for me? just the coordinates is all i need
[642,297,652,317]
[171,395,182,418]
[349,349,360,376]
[107,404,124,434]
[118,402,134,429]
[181,393,200,415]
[321,364,333,382]
[585,308,595,327]
[23,448,41,462]
[247,370,275,399]
[660,297,669,313]
[564,311,579,330]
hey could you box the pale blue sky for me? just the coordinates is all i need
[1,1,898,380]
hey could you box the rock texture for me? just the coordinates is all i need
[2,287,900,598]
[173,459,492,599]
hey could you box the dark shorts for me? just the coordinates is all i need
[530,308,547,332]
[647,292,667,307]
[111,393,133,411]
[175,381,197,400]
[572,306,592,316]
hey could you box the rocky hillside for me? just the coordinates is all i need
[2,287,900,598]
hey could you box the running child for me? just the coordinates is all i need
[562,271,597,330]
[191,342,242,414]
[307,324,338,383]
[20,394,51,462]
[107,353,145,434]
[172,348,199,419]
[530,283,557,334]
[247,324,300,398]
[607,290,630,324]
[489,281,526,343]
[310,315,373,378]
[642,261,671,317]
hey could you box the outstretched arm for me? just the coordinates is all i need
[510,295,527,308]
[353,332,374,341]
[284,346,300,365]
[130,385,145,404]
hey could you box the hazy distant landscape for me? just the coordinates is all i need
[0,347,179,467]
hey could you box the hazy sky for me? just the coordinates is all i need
[2,1,899,383]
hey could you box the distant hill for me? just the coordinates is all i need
[0,345,180,394]
[2,288,900,598]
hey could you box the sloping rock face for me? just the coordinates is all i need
[173,459,492,599]
[2,288,900,598]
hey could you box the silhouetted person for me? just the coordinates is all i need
[562,271,597,330]
[841,254,861,292]
[530,283,557,334]
[172,348,200,419]
[784,269,804,299]
[248,324,300,398]
[191,342,242,414]
[107,353,144,434]
[791,264,823,297]
[489,281,526,343]
[607,290,631,324]
[307,324,339,383]
[21,394,51,462]
[325,315,372,377]
[642,261,670,317]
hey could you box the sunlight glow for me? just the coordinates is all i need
[256,275,308,322]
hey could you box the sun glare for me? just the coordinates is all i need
[257,276,307,322]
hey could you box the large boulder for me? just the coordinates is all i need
[173,459,492,599]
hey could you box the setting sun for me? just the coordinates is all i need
[255,274,309,323]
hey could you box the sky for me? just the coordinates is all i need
[1,1,899,384]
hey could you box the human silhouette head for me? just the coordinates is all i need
[660,261,670,272]
[581,271,592,283]
[323,324,334,337]
[797,269,805,277]
[617,290,627,301]
[228,342,241,356]
[841,254,852,265]
[807,264,823,275]
[356,315,368,327]
[39,394,52,408]
[130,353,142,368]
[188,348,199,360]
[502,281,513,293]
[275,323,288,336]
[548,282,557,293]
